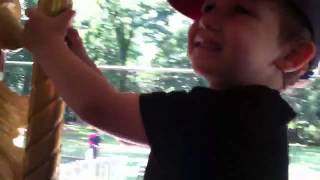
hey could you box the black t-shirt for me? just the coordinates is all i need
[140,85,296,180]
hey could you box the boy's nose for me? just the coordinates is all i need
[199,14,223,32]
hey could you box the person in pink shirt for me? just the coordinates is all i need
[88,128,101,159]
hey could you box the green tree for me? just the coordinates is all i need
[82,0,174,91]
[285,79,320,145]
[23,0,38,8]
[148,20,207,92]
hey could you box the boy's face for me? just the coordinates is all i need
[188,0,286,89]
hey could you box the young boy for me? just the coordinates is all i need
[20,0,319,179]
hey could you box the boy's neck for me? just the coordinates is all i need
[208,79,283,91]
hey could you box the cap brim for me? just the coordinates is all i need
[168,0,205,19]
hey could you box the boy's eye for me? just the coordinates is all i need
[233,5,252,16]
[202,3,216,13]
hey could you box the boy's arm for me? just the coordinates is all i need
[22,8,148,145]
[34,41,148,145]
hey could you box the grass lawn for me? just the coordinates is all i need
[61,124,149,179]
[62,124,149,159]
[61,124,320,179]
[62,123,120,158]
[290,145,320,172]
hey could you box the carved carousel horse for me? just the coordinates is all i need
[0,0,72,179]
[0,83,28,180]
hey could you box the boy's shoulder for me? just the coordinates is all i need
[141,85,296,125]
[193,85,295,122]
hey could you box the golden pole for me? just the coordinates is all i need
[23,0,72,179]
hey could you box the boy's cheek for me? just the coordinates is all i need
[187,21,199,54]
[225,20,260,44]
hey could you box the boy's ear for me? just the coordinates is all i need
[275,41,316,73]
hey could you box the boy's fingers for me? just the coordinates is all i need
[67,27,78,37]
[70,27,79,35]
[66,28,78,43]
[68,28,81,41]
[57,9,76,29]
[65,28,89,59]
[67,28,84,48]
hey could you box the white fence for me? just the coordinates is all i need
[60,158,320,180]
[60,156,147,180]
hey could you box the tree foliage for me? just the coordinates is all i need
[285,80,320,145]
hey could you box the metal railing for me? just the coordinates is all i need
[5,61,195,74]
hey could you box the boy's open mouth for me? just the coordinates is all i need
[194,34,223,52]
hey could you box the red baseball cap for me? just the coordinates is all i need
[168,0,204,19]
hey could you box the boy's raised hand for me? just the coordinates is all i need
[22,8,75,54]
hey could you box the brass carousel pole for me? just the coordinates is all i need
[23,0,72,179]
